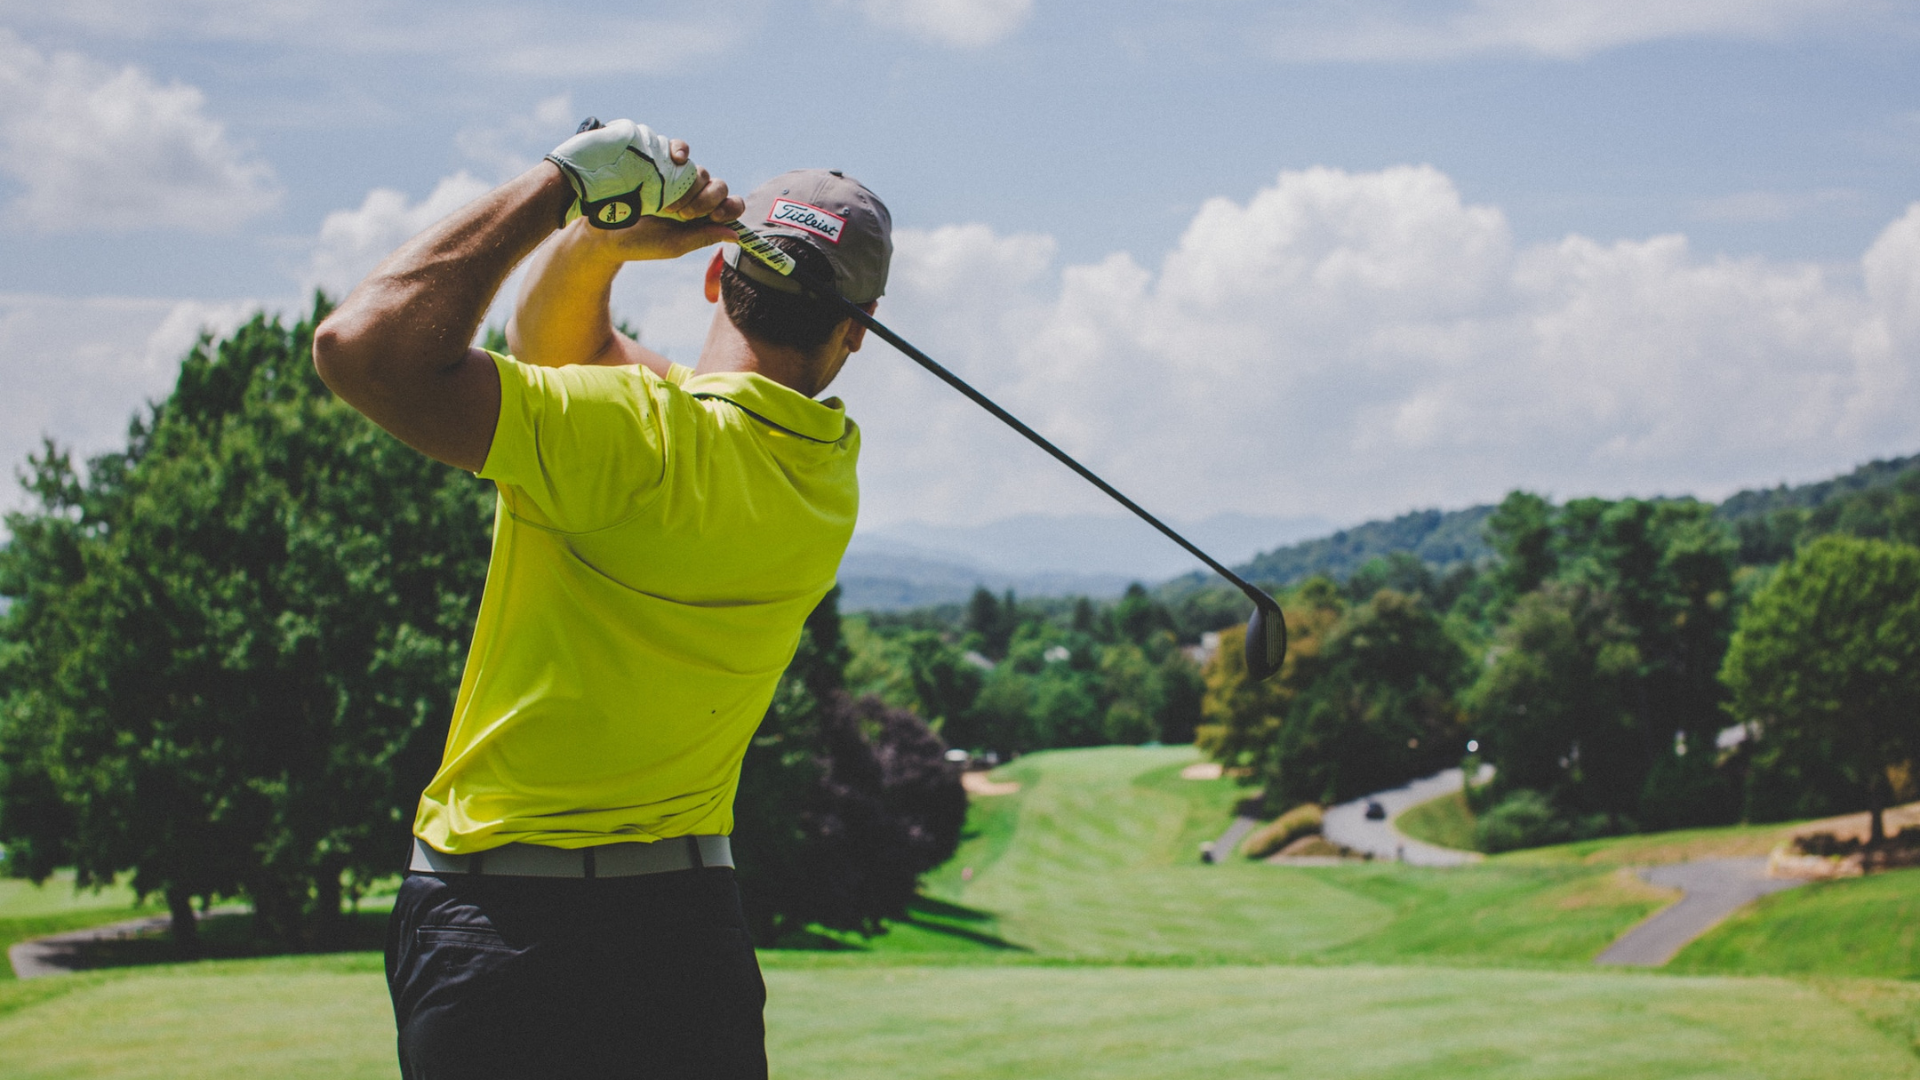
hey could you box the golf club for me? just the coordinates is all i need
[725,218,1289,682]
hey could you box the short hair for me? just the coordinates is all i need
[719,237,849,352]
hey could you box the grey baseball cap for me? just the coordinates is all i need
[722,169,892,304]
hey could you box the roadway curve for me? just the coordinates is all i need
[1321,767,1486,867]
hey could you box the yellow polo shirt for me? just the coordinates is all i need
[413,352,859,853]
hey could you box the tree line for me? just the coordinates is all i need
[1200,486,1920,850]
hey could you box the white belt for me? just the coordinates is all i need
[409,836,732,878]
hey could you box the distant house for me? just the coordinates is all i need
[1184,631,1221,669]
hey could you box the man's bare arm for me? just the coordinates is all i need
[312,164,570,472]
[314,147,741,471]
[507,203,740,376]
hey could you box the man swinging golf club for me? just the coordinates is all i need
[314,117,890,1078]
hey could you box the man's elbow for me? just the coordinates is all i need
[311,315,370,398]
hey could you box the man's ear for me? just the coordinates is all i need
[843,301,877,352]
[704,251,726,303]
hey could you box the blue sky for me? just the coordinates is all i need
[4,0,1920,539]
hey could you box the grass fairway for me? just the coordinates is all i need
[879,747,1666,965]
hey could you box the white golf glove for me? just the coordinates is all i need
[546,117,702,229]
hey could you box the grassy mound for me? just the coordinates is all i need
[1671,867,1920,979]
[1395,790,1479,851]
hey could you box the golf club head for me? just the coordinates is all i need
[1244,597,1288,682]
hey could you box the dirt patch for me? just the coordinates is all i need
[1771,827,1920,879]
[962,772,1021,797]
[1179,761,1250,781]
[1788,801,1920,845]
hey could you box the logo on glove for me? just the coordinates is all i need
[598,201,634,226]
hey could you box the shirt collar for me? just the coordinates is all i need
[681,371,850,444]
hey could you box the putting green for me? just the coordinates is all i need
[0,956,1914,1080]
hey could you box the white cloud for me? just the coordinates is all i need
[0,294,261,510]
[856,0,1033,47]
[305,172,493,298]
[1267,0,1875,61]
[823,165,1920,528]
[0,30,279,232]
[277,160,1920,534]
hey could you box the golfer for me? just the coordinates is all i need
[312,118,891,1079]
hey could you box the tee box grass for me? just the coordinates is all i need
[2,953,1916,1079]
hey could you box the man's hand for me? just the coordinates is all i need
[548,118,725,229]
[574,160,743,264]
[509,133,742,374]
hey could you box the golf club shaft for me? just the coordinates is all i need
[724,220,1274,612]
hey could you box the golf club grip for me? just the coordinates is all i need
[724,220,1278,612]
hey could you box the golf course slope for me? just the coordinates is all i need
[0,746,1915,1079]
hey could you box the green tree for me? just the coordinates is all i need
[1721,535,1920,844]
[1151,647,1206,745]
[964,587,1017,659]
[1113,582,1173,645]
[1466,496,1741,836]
[1468,583,1639,822]
[732,589,968,943]
[1197,579,1344,784]
[0,302,494,946]
[1249,589,1471,810]
[1096,643,1159,744]
[1485,491,1557,607]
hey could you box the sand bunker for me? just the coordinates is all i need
[962,772,1021,796]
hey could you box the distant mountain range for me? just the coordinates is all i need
[837,512,1330,611]
[839,453,1920,611]
[1715,451,1920,521]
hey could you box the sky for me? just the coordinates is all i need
[3,0,1919,538]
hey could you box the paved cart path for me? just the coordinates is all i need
[1594,858,1805,966]
[1322,768,1486,867]
[9,907,242,979]
[9,914,175,979]
[1205,815,1260,861]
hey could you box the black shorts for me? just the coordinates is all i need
[385,867,767,1080]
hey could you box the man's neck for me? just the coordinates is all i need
[694,313,821,397]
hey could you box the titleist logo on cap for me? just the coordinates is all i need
[766,199,845,244]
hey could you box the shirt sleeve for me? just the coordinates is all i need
[477,351,671,533]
